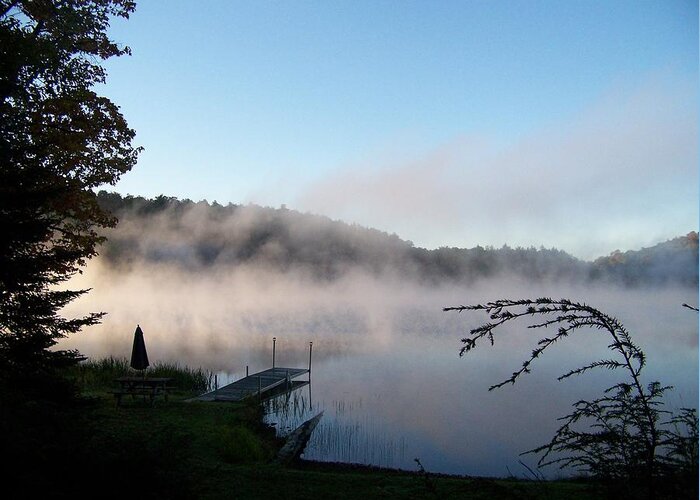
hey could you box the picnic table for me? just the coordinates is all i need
[112,377,173,406]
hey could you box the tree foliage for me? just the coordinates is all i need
[89,192,698,288]
[0,0,140,385]
[446,298,698,498]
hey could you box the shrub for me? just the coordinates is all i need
[218,425,267,464]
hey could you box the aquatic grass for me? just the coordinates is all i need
[264,388,408,469]
[307,418,406,468]
[147,360,213,393]
[68,356,214,393]
[68,356,130,390]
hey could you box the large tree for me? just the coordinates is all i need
[0,0,140,384]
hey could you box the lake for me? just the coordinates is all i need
[60,263,698,477]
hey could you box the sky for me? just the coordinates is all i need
[100,0,698,260]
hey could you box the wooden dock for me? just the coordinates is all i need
[191,367,309,402]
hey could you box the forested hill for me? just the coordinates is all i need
[96,192,698,287]
[591,232,698,286]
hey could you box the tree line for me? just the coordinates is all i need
[96,191,699,287]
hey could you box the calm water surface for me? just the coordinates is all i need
[62,276,699,477]
[245,291,697,477]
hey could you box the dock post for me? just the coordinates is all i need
[308,341,313,382]
[246,365,249,377]
[272,337,276,370]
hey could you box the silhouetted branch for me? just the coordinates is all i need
[446,297,698,496]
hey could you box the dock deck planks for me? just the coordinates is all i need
[192,367,309,402]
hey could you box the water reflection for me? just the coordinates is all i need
[258,294,698,478]
[60,275,698,478]
[264,386,409,469]
[263,385,314,434]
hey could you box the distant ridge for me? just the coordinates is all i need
[592,232,698,286]
[96,192,698,287]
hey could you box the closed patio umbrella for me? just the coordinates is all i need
[130,325,150,372]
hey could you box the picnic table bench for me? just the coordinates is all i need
[111,377,173,406]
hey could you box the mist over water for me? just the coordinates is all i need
[59,256,698,477]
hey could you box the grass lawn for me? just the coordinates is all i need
[3,360,599,499]
[68,392,595,499]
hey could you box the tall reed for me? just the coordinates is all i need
[70,356,213,393]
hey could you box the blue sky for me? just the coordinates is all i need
[101,0,698,259]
